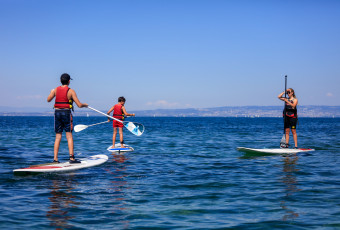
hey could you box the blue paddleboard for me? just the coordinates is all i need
[107,144,134,153]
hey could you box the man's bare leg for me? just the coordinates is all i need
[54,133,62,161]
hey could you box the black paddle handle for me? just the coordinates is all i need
[283,75,287,135]
[285,75,287,98]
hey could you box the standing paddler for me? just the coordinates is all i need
[278,88,298,149]
[107,96,135,148]
[47,73,88,163]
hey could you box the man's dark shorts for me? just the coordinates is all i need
[284,116,297,130]
[54,109,73,133]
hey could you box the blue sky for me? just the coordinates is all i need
[0,0,339,111]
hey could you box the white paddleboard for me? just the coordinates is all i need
[13,154,108,175]
[237,147,315,154]
[107,143,134,153]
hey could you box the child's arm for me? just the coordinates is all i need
[122,106,135,117]
[107,106,114,121]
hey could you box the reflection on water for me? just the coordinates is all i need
[280,155,300,221]
[2,117,339,229]
[105,153,131,229]
[46,175,78,229]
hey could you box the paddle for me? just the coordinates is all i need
[74,121,109,132]
[87,106,145,136]
[280,75,287,148]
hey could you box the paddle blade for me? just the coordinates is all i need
[124,122,144,136]
[74,124,88,132]
[280,134,286,148]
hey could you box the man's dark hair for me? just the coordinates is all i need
[60,73,71,85]
[118,96,126,102]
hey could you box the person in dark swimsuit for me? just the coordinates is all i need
[278,88,298,148]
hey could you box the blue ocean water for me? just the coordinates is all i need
[0,116,339,229]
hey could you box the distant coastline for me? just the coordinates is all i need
[1,105,340,117]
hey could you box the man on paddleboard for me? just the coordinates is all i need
[278,88,298,148]
[47,73,88,163]
[107,97,135,148]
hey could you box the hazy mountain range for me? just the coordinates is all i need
[1,105,340,117]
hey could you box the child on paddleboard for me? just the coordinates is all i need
[278,88,298,148]
[47,73,88,163]
[107,97,135,148]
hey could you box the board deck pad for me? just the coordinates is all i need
[237,147,315,154]
[13,154,108,175]
[107,144,134,152]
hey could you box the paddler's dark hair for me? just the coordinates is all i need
[60,73,72,85]
[118,96,126,102]
[288,88,296,98]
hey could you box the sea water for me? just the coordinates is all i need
[0,116,339,229]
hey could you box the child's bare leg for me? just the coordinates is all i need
[119,127,125,147]
[112,127,117,147]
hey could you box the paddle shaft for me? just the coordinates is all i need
[74,120,109,132]
[283,75,287,135]
[87,121,109,127]
[88,106,124,124]
[87,106,145,136]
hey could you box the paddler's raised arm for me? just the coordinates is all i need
[278,91,286,101]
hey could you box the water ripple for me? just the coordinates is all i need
[0,117,339,229]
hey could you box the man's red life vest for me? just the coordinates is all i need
[113,104,124,120]
[54,86,73,109]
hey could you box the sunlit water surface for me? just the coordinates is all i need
[0,116,339,229]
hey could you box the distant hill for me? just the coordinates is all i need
[0,106,53,116]
[135,106,340,118]
[1,105,340,117]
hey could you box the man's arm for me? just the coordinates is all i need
[70,89,88,108]
[47,88,56,102]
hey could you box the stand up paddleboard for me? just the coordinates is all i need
[13,154,108,176]
[107,143,134,153]
[237,147,315,154]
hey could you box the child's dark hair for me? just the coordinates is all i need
[118,96,126,102]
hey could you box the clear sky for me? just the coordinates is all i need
[0,0,339,111]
